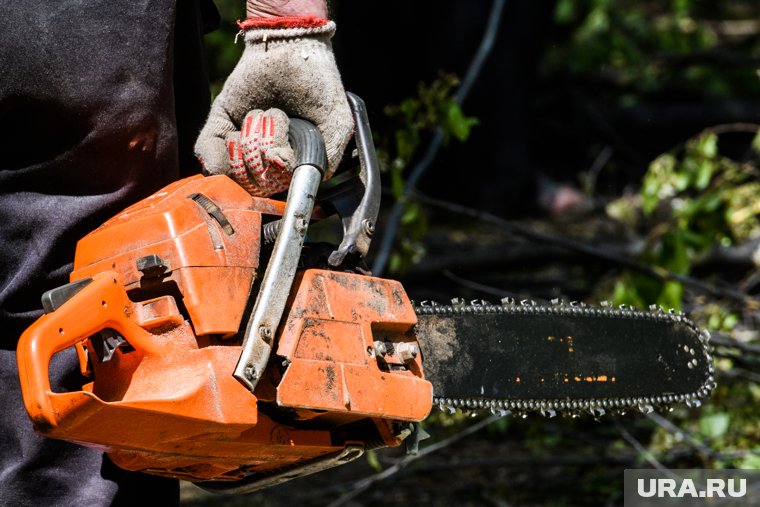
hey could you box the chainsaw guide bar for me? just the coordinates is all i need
[414,299,715,418]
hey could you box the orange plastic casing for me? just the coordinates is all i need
[16,175,432,483]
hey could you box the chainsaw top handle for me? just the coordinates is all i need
[233,94,382,393]
[233,116,326,392]
[288,117,328,176]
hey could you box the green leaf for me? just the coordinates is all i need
[395,128,420,164]
[389,252,402,274]
[657,280,683,311]
[554,0,576,24]
[696,133,718,159]
[365,450,383,473]
[641,154,677,215]
[390,165,406,199]
[442,100,478,142]
[401,202,420,225]
[722,313,739,331]
[399,98,420,123]
[752,129,760,156]
[663,231,689,275]
[707,312,722,330]
[673,0,690,19]
[699,411,730,439]
[675,172,691,192]
[737,452,760,470]
[695,159,713,190]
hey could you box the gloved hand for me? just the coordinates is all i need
[226,108,294,197]
[195,17,353,196]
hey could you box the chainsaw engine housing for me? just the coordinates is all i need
[16,173,432,487]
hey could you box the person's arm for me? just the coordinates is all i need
[246,0,327,18]
[195,0,352,197]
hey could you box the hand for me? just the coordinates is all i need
[195,16,353,196]
[226,108,294,197]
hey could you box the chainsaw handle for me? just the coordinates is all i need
[234,121,325,392]
[288,118,328,176]
[16,272,162,431]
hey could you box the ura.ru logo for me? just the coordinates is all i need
[637,478,746,499]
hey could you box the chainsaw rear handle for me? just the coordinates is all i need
[16,272,164,431]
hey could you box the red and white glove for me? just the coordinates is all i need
[195,16,353,197]
[226,108,294,197]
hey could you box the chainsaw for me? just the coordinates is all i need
[16,93,714,494]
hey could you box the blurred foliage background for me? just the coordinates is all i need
[188,0,760,505]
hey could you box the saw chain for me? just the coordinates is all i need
[413,298,715,418]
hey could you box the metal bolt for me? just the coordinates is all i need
[396,342,420,362]
[295,217,309,234]
[361,219,375,236]
[373,340,388,357]
[244,365,257,381]
[260,326,273,343]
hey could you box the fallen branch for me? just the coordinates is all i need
[709,332,760,356]
[326,415,503,507]
[441,270,534,300]
[414,192,758,307]
[616,423,678,478]
[646,412,714,459]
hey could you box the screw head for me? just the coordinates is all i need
[295,217,309,234]
[361,219,375,236]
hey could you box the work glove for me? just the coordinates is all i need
[195,17,353,196]
[226,108,294,196]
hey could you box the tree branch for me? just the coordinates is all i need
[326,415,503,507]
[413,192,758,307]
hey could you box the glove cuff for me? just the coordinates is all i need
[238,16,336,42]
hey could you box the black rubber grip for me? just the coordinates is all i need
[288,118,327,176]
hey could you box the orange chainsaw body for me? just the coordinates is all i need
[16,174,432,484]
